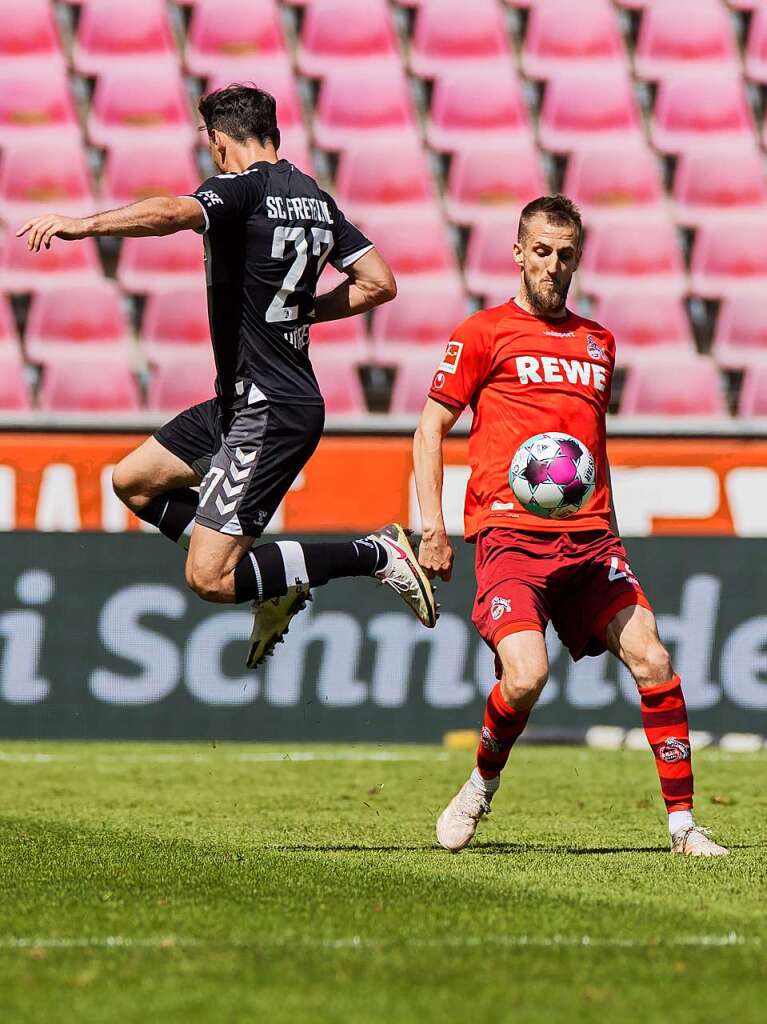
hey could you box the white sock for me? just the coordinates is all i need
[469,767,500,795]
[668,809,694,835]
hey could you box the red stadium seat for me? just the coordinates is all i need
[389,352,442,414]
[0,351,30,410]
[0,0,63,65]
[39,358,141,413]
[309,317,367,355]
[747,8,767,84]
[186,0,287,78]
[101,143,199,207]
[445,140,546,227]
[409,0,511,79]
[0,65,78,145]
[522,0,625,81]
[426,66,531,153]
[738,366,767,416]
[311,352,367,414]
[117,233,204,294]
[142,287,210,360]
[74,0,176,75]
[465,217,523,300]
[25,283,131,364]
[593,293,696,366]
[371,285,468,358]
[691,217,767,299]
[713,296,767,369]
[563,142,665,225]
[360,211,461,289]
[620,357,728,417]
[0,234,101,293]
[89,66,196,148]
[334,139,437,221]
[538,69,642,153]
[298,0,399,79]
[672,144,767,228]
[0,141,94,221]
[579,218,687,297]
[147,355,217,412]
[652,71,755,154]
[314,65,416,151]
[635,0,737,81]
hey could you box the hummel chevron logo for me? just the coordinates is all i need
[222,479,244,499]
[235,447,257,465]
[229,461,251,482]
[216,495,238,515]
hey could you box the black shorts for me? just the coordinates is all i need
[154,390,324,537]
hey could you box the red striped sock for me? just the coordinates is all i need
[640,675,694,812]
[476,683,531,779]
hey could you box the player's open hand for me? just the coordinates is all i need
[16,214,88,252]
[418,531,454,582]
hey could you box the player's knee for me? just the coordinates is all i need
[631,641,673,688]
[499,667,548,710]
[111,460,147,513]
[185,562,228,604]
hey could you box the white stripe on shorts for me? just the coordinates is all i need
[276,540,309,589]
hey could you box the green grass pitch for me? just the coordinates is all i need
[0,742,764,1023]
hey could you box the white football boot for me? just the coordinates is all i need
[670,825,729,857]
[436,779,494,852]
[367,523,438,628]
[246,586,312,670]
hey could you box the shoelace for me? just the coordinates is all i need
[677,825,713,850]
[457,792,492,820]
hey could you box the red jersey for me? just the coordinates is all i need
[428,300,615,541]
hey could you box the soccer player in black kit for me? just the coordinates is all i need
[19,85,437,666]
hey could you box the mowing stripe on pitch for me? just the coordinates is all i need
[0,750,449,765]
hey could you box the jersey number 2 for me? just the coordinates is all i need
[266,226,335,324]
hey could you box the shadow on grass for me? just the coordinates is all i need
[471,841,667,855]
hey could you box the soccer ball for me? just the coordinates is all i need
[509,432,596,519]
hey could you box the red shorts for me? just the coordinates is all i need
[472,528,652,676]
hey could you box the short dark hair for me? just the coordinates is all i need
[198,83,281,148]
[518,195,583,247]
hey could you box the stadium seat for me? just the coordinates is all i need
[620,357,728,417]
[426,66,531,152]
[25,283,132,364]
[713,296,767,369]
[39,358,141,413]
[310,352,367,414]
[579,218,687,297]
[141,287,210,360]
[89,66,196,148]
[746,8,767,83]
[186,0,287,78]
[371,285,468,358]
[538,68,642,153]
[465,217,523,299]
[309,317,368,355]
[73,0,177,76]
[563,143,665,225]
[409,0,511,79]
[389,352,443,414]
[738,366,767,416]
[522,0,626,81]
[0,65,78,145]
[298,0,399,79]
[635,0,738,81]
[0,234,101,293]
[691,218,767,299]
[117,233,204,294]
[445,140,546,227]
[334,139,437,221]
[672,144,767,228]
[652,71,755,154]
[360,211,461,289]
[0,0,63,66]
[0,351,30,410]
[147,355,217,412]
[101,143,199,207]
[313,65,416,151]
[593,293,696,365]
[0,141,94,222]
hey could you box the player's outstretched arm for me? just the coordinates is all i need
[413,398,461,581]
[16,197,206,251]
[313,249,396,323]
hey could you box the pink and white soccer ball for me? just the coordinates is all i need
[509,432,596,519]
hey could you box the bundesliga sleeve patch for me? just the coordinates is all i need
[439,341,463,374]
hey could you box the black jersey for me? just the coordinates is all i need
[187,159,373,406]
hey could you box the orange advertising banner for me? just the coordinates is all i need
[0,433,766,536]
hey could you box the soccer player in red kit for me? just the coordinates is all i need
[413,196,728,857]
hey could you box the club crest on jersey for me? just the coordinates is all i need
[586,335,607,362]
[439,341,463,374]
[490,595,512,620]
[658,737,690,764]
[432,371,446,390]
[480,726,502,753]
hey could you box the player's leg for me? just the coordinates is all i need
[605,604,728,857]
